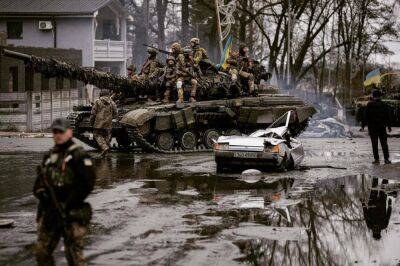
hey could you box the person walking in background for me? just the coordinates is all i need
[90,90,118,156]
[362,89,392,164]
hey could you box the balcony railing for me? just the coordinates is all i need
[94,39,133,61]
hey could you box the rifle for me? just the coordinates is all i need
[40,170,78,265]
[143,44,171,55]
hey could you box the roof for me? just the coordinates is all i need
[0,0,126,16]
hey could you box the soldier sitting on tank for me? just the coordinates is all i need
[140,47,164,79]
[162,56,178,103]
[176,47,199,103]
[170,42,186,68]
[189,37,216,73]
[234,44,255,96]
[127,64,138,81]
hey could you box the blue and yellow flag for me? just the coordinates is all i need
[364,68,381,87]
[219,35,233,70]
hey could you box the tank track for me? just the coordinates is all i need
[125,125,212,154]
[67,111,99,149]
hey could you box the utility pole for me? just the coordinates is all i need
[214,0,224,57]
[287,0,291,88]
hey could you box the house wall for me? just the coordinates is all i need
[0,46,84,131]
[0,17,95,67]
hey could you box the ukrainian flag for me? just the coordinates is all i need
[220,35,233,70]
[364,68,381,87]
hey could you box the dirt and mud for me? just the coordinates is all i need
[0,137,399,265]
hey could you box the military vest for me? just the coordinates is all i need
[43,144,81,187]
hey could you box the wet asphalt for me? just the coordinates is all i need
[0,137,400,265]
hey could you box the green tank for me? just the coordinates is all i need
[354,92,400,127]
[1,47,316,153]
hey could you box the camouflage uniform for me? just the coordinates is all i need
[34,139,95,266]
[127,64,139,81]
[90,95,118,153]
[163,57,178,103]
[190,38,210,65]
[140,48,163,79]
[176,47,198,103]
[229,46,255,94]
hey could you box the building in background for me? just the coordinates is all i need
[0,0,133,131]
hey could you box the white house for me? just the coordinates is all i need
[0,0,133,75]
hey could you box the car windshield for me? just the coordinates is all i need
[267,111,291,129]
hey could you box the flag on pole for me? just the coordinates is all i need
[219,35,233,70]
[364,68,381,87]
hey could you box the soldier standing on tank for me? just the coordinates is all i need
[140,47,163,79]
[176,47,199,103]
[34,118,95,266]
[90,90,118,156]
[361,89,392,164]
[163,56,178,103]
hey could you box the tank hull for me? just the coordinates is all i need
[68,94,316,153]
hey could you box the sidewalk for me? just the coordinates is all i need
[0,131,52,138]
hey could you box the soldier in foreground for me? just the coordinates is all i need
[362,89,392,164]
[34,118,95,265]
[90,90,118,156]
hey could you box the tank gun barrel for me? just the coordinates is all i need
[1,47,32,61]
[0,47,146,98]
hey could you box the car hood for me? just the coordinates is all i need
[218,136,285,147]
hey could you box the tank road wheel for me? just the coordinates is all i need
[179,131,197,150]
[203,129,220,149]
[156,132,175,151]
[226,129,241,136]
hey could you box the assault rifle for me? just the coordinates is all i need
[40,168,78,265]
[143,44,172,55]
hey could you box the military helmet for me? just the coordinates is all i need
[190,37,200,45]
[183,47,192,55]
[171,42,182,52]
[147,47,157,54]
[127,64,136,71]
[166,56,176,63]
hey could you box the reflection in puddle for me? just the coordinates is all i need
[1,151,400,265]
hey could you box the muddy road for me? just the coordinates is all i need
[0,137,400,265]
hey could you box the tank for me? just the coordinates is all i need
[1,47,316,153]
[354,91,400,127]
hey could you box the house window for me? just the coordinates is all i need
[7,22,23,39]
[9,67,18,92]
[103,20,117,40]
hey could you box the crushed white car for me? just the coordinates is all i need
[214,111,304,172]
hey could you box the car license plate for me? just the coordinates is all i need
[234,152,258,158]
